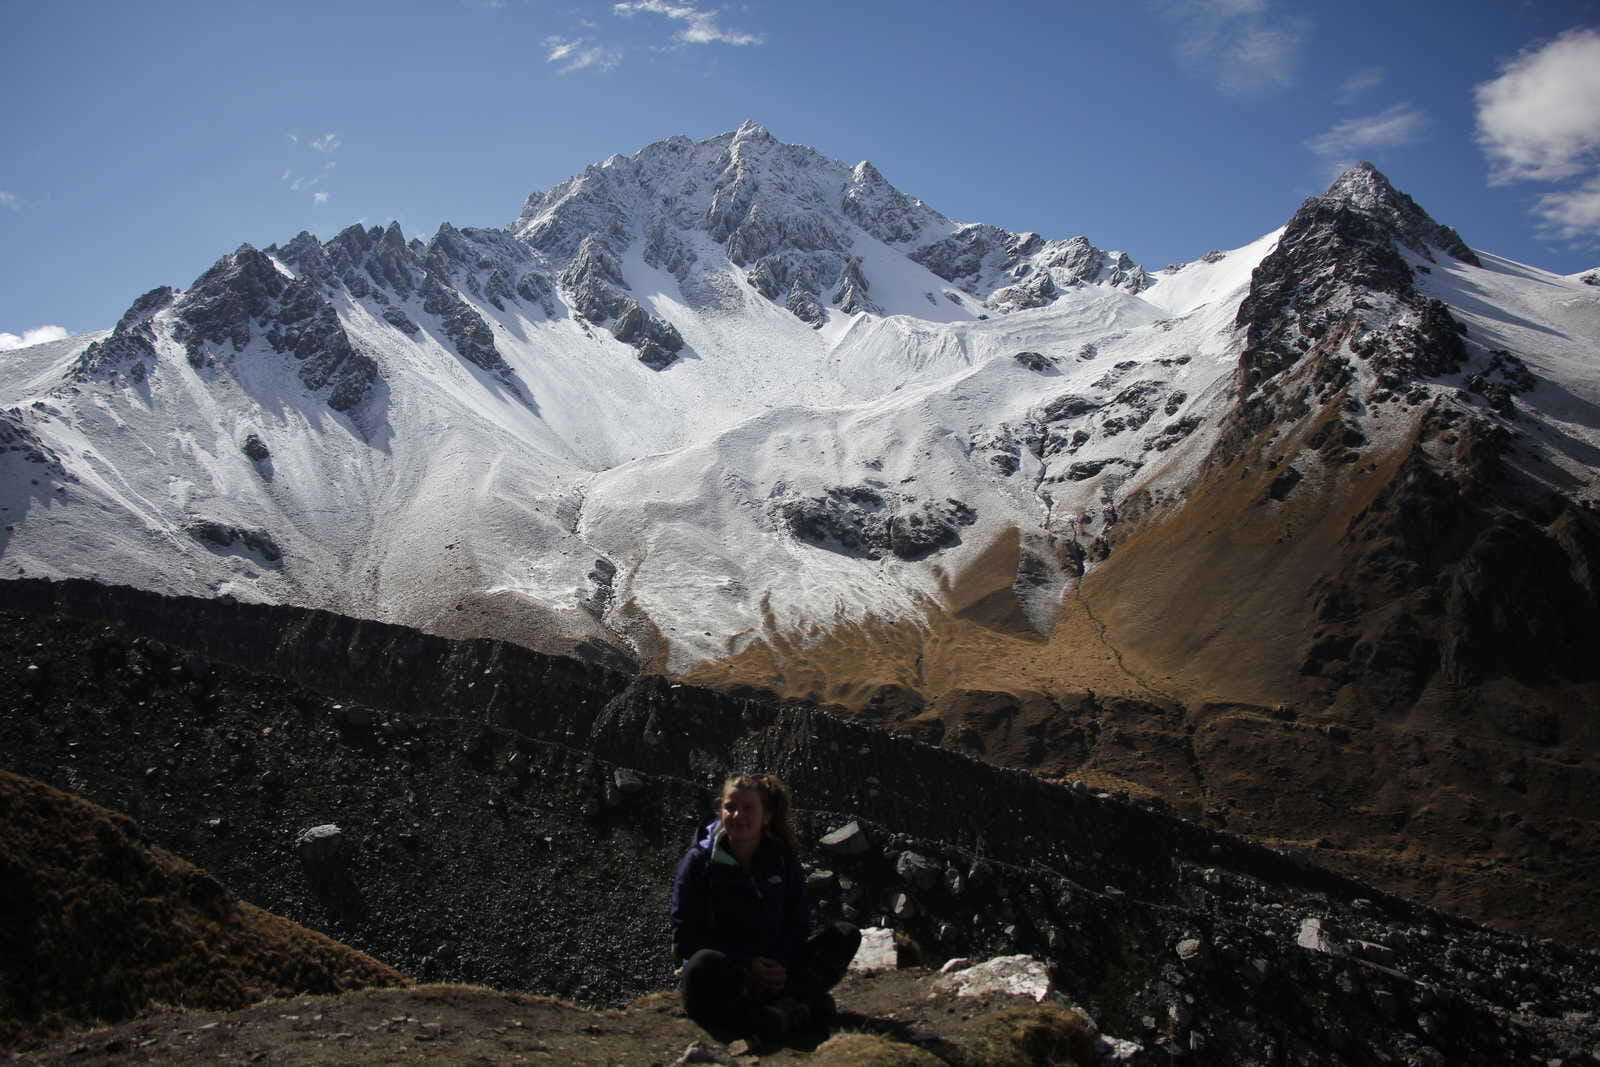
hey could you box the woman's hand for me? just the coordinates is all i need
[748,956,787,995]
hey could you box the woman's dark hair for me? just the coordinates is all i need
[720,772,800,855]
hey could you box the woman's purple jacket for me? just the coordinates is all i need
[670,819,811,970]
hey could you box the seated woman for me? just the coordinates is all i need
[670,772,860,1041]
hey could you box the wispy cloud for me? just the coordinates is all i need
[543,34,622,72]
[1307,103,1427,162]
[0,325,70,351]
[1475,27,1600,242]
[1532,176,1600,242]
[282,130,340,204]
[0,190,20,212]
[1336,66,1384,105]
[613,1,763,47]
[1154,0,1307,96]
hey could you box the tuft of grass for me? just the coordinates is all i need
[939,1002,1098,1067]
[0,770,407,1050]
[810,1032,946,1065]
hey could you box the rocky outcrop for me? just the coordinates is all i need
[84,245,382,412]
[774,486,975,561]
[1214,163,1488,473]
[912,226,1147,304]
[73,286,173,381]
[183,520,282,563]
[419,273,508,376]
[558,235,685,369]
[0,408,66,475]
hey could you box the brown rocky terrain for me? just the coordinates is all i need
[7,967,1102,1066]
[4,577,1600,1064]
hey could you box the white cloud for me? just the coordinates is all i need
[1533,175,1600,242]
[613,1,763,47]
[1475,28,1600,185]
[287,130,300,144]
[313,191,331,206]
[1156,0,1306,95]
[0,325,70,351]
[1336,66,1384,104]
[1474,27,1600,242]
[1307,103,1427,160]
[543,34,621,72]
[0,190,20,212]
[310,132,341,154]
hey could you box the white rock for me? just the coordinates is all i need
[932,954,1055,1002]
[849,926,898,973]
[1297,916,1340,954]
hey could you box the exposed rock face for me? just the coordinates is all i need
[774,486,976,561]
[73,286,173,380]
[4,579,1599,1064]
[1198,159,1503,498]
[78,245,382,412]
[1322,162,1479,266]
[419,273,508,376]
[183,520,282,563]
[912,227,1148,304]
[0,409,67,475]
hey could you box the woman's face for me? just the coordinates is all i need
[719,786,768,850]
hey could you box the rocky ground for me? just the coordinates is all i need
[7,971,1102,1066]
[4,578,1600,1064]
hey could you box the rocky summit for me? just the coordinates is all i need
[2,124,1599,1061]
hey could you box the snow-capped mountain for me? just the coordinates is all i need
[2,125,1597,718]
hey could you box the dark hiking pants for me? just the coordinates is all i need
[681,921,861,1030]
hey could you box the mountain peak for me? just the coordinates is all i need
[1323,160,1394,211]
[1319,161,1478,265]
[732,119,773,142]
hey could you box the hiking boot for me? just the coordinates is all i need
[750,996,810,1044]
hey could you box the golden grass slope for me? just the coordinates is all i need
[0,770,406,1050]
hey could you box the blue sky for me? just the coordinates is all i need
[3,0,1599,346]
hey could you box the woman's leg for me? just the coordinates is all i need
[680,948,748,1030]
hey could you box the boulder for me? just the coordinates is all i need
[820,820,870,855]
[295,823,348,873]
[849,926,898,973]
[932,954,1057,1002]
